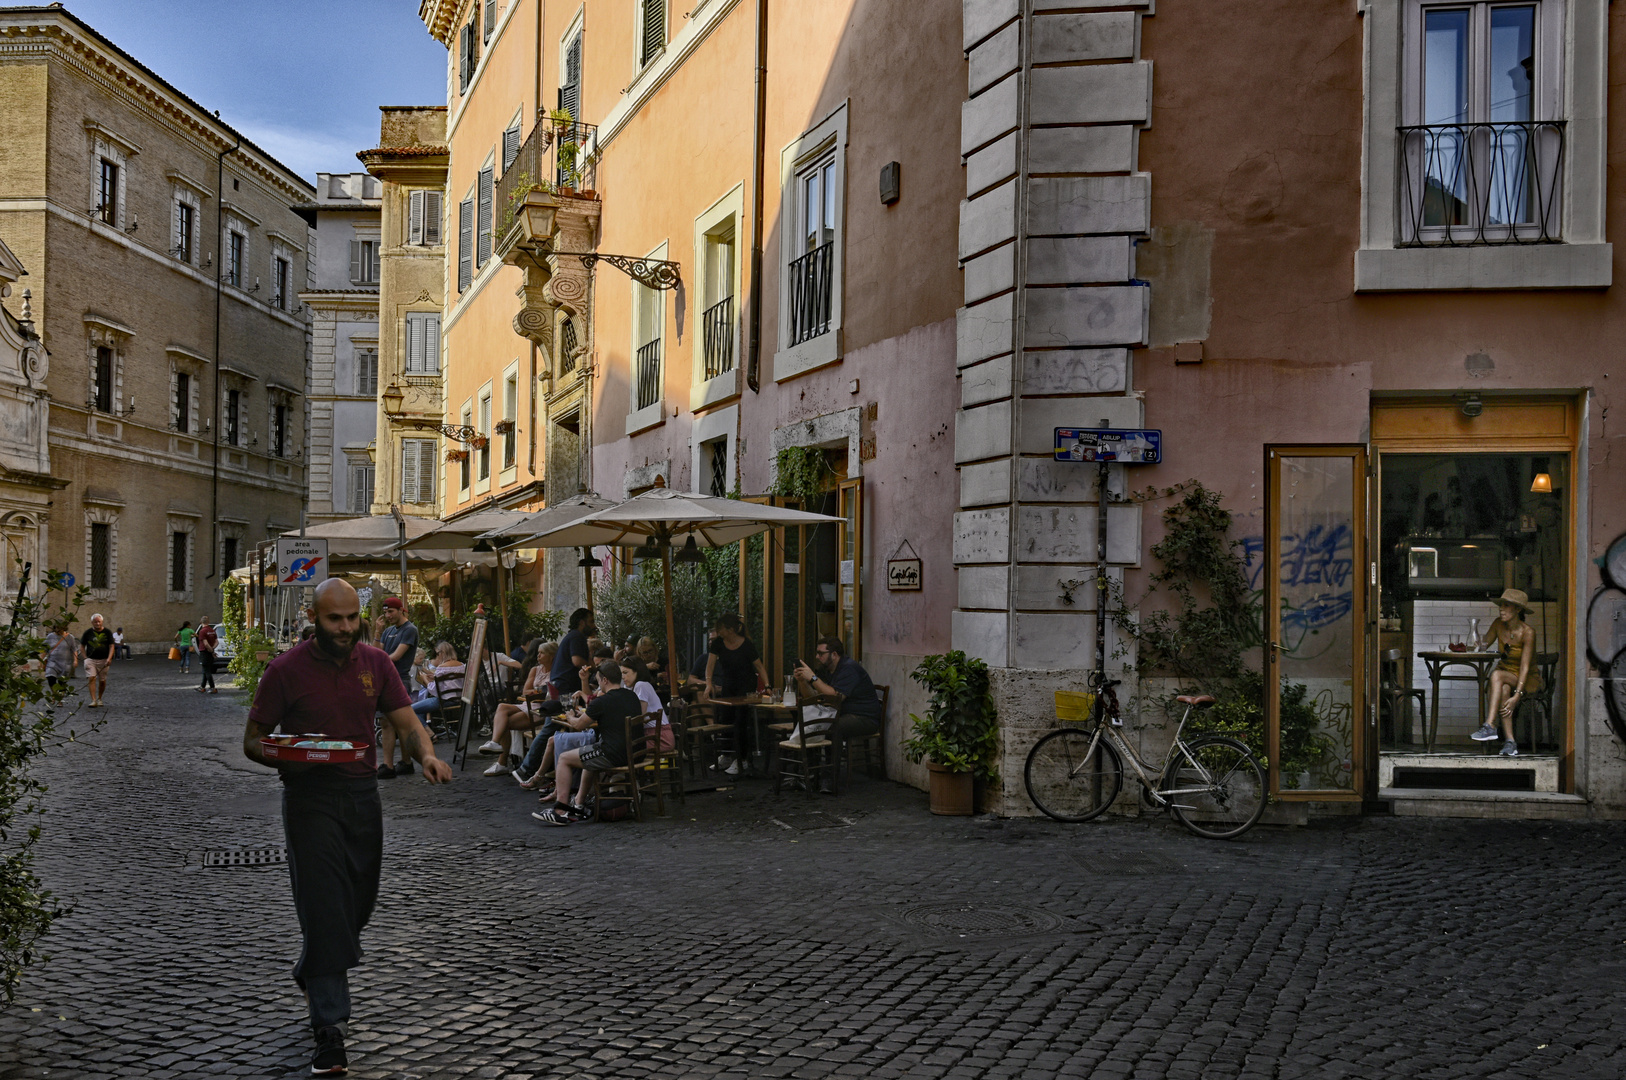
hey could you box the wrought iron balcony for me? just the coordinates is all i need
[495,115,599,240]
[635,338,662,411]
[1398,121,1564,247]
[702,295,734,379]
[787,242,833,346]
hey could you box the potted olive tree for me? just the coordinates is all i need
[902,651,997,815]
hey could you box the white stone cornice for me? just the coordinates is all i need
[83,119,140,156]
[165,170,212,199]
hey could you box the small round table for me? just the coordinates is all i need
[1415,650,1500,751]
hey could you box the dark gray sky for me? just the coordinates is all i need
[61,0,448,184]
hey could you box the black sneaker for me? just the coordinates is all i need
[311,1025,347,1075]
[564,803,594,821]
[396,758,414,776]
[532,806,572,826]
[376,764,396,780]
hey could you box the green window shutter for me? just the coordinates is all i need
[409,191,424,245]
[476,167,493,266]
[424,191,443,246]
[458,198,473,291]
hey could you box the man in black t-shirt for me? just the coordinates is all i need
[534,659,642,825]
[80,613,115,707]
[551,607,595,698]
[794,636,883,792]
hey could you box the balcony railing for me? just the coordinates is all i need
[495,115,599,239]
[1398,121,1564,247]
[701,295,734,379]
[635,338,662,411]
[787,242,834,346]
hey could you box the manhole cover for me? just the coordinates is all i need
[202,847,286,868]
[768,812,853,831]
[900,902,1062,938]
[1071,850,1180,875]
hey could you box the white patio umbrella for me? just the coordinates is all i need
[524,479,842,700]
[488,493,619,610]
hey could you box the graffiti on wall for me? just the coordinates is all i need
[1241,526,1356,652]
[1587,534,1626,744]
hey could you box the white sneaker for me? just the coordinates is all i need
[483,760,510,776]
[715,754,733,771]
[477,740,504,755]
[723,760,741,778]
[1500,741,1519,757]
[1469,723,1498,742]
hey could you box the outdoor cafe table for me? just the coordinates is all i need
[1416,650,1499,751]
[711,695,797,774]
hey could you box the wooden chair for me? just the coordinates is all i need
[591,712,661,822]
[679,700,731,777]
[1514,651,1561,752]
[647,708,685,808]
[844,684,889,780]
[421,670,466,742]
[1378,650,1427,748]
[774,712,836,797]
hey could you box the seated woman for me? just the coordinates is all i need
[411,642,465,719]
[478,640,558,775]
[622,656,673,753]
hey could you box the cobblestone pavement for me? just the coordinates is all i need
[0,656,1624,1078]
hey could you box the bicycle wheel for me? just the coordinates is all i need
[1163,735,1266,840]
[1025,728,1122,823]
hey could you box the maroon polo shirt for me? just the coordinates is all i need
[249,638,412,781]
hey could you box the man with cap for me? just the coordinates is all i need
[376,597,419,778]
[243,577,451,1075]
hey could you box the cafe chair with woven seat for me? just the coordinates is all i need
[773,713,836,797]
[679,700,732,778]
[844,684,889,781]
[590,713,662,822]
[644,708,685,810]
[1513,651,1561,753]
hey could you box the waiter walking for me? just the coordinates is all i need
[242,578,451,1076]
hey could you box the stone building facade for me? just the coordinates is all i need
[0,7,310,647]
[294,172,382,523]
[0,237,59,620]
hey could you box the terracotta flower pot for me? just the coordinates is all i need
[927,761,974,816]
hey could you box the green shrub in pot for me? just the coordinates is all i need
[901,650,997,778]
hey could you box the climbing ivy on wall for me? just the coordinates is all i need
[769,447,828,507]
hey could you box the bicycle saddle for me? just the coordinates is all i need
[1176,694,1215,707]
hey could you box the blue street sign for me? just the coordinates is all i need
[54,571,74,588]
[1054,427,1162,464]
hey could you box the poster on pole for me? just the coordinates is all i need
[275,537,329,587]
[1053,427,1163,464]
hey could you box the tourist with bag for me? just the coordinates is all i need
[195,619,219,694]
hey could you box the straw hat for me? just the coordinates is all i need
[1495,588,1532,613]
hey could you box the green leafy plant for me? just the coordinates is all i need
[0,567,94,1002]
[226,628,278,700]
[1177,670,1324,778]
[769,447,830,508]
[595,564,727,669]
[429,591,562,658]
[220,576,246,635]
[901,651,998,778]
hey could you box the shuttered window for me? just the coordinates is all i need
[404,312,441,374]
[349,239,378,284]
[476,166,494,267]
[478,394,491,480]
[458,197,474,292]
[485,0,497,41]
[349,464,375,514]
[640,0,666,67]
[459,17,479,92]
[408,190,443,246]
[559,34,581,121]
[401,439,437,504]
[502,123,522,172]
[502,373,517,469]
[355,348,377,396]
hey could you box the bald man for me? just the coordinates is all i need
[243,578,451,1076]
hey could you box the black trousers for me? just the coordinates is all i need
[282,778,382,1025]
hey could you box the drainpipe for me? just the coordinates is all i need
[209,130,241,581]
[745,0,768,394]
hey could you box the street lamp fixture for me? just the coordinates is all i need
[380,381,481,444]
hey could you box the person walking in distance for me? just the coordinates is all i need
[43,620,80,689]
[80,613,115,707]
[195,619,219,694]
[175,621,194,673]
[242,578,451,1076]
[375,597,419,779]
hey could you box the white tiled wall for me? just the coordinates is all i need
[1409,599,1555,745]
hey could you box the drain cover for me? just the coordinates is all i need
[202,847,286,868]
[900,902,1062,938]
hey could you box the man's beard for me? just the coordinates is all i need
[314,622,355,659]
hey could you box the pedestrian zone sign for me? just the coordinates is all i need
[275,538,329,587]
[1054,427,1162,464]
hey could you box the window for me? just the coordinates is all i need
[408,190,443,245]
[170,531,189,595]
[790,156,837,345]
[476,165,494,267]
[97,158,119,225]
[90,522,111,590]
[502,122,522,172]
[272,404,288,457]
[502,372,518,470]
[639,0,667,68]
[458,195,474,292]
[225,389,240,446]
[776,104,848,377]
[478,392,491,480]
[707,438,728,498]
[484,0,497,42]
[93,346,114,412]
[350,238,379,284]
[633,278,662,412]
[401,438,437,504]
[559,32,582,121]
[222,537,240,574]
[702,222,736,378]
[460,404,473,491]
[355,348,378,396]
[173,371,190,433]
[227,232,245,288]
[559,315,579,374]
[174,202,194,262]
[405,313,441,373]
[458,10,481,92]
[273,256,290,309]
[348,463,376,513]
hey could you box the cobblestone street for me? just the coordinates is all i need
[0,657,1622,1078]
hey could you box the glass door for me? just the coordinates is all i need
[838,478,863,659]
[1266,446,1366,799]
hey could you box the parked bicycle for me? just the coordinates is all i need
[1024,672,1267,839]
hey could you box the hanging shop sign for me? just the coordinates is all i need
[886,539,922,592]
[1054,427,1163,464]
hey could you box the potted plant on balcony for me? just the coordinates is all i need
[446,448,469,463]
[469,435,489,451]
[901,650,997,816]
[493,419,515,434]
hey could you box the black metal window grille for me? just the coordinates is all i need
[1398,121,1564,246]
[97,159,118,224]
[272,404,287,458]
[478,396,490,480]
[173,371,189,433]
[93,347,113,412]
[459,448,471,491]
[176,202,193,262]
[709,439,728,498]
[90,523,111,590]
[635,339,662,411]
[640,0,666,66]
[559,316,578,374]
[787,242,834,346]
[225,389,240,446]
[228,232,244,288]
[170,531,188,594]
[702,295,734,379]
[274,257,289,309]
[502,377,517,469]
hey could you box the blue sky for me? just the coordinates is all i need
[62,0,448,184]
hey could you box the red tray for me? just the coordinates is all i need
[260,736,368,764]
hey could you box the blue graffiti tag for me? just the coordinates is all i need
[1243,526,1355,635]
